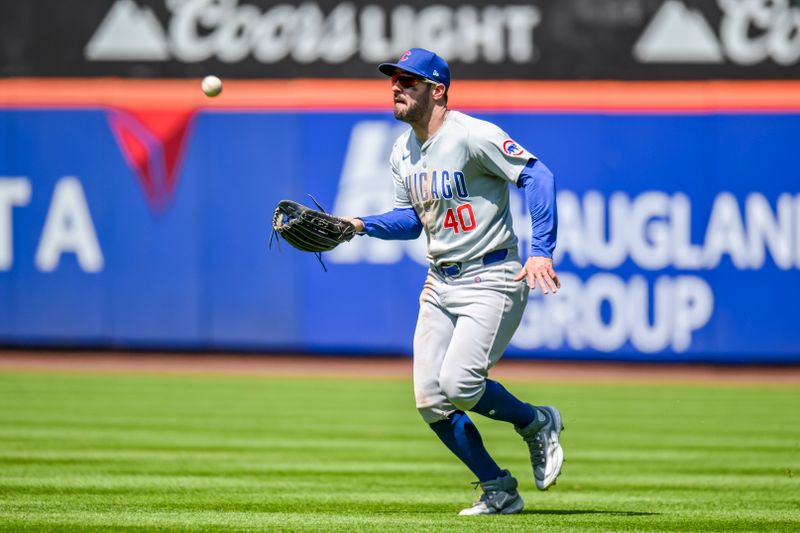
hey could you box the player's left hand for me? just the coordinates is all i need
[514,256,561,295]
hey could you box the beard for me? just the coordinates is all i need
[393,87,432,123]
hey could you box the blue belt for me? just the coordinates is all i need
[438,249,509,277]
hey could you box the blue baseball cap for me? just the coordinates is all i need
[378,48,451,89]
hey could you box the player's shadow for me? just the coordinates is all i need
[521,509,659,516]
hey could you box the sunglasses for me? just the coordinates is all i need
[391,73,437,89]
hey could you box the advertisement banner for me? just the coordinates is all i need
[3,0,800,80]
[0,83,798,361]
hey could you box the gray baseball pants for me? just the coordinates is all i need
[413,252,529,423]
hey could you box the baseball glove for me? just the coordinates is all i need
[270,197,356,255]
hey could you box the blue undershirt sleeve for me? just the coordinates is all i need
[359,207,423,240]
[516,159,557,258]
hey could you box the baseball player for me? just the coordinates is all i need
[344,48,562,516]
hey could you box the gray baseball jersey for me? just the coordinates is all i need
[389,110,535,265]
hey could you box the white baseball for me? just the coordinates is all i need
[201,75,223,97]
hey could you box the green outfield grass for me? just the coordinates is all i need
[0,370,798,532]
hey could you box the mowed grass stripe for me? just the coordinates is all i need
[0,371,797,532]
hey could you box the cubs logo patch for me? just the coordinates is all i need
[400,50,411,61]
[502,139,524,156]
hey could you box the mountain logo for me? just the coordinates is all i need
[85,0,169,61]
[633,0,724,63]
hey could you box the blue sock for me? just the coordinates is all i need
[429,411,504,483]
[470,379,536,428]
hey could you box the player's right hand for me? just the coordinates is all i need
[514,256,560,295]
[341,217,366,234]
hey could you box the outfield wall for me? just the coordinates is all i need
[1,80,799,362]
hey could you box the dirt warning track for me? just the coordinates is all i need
[1,350,799,386]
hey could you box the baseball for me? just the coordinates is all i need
[201,75,223,97]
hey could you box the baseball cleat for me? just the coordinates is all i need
[516,405,564,490]
[458,470,524,516]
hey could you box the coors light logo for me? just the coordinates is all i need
[85,0,543,64]
[634,0,800,65]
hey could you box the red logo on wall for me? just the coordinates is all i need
[106,108,196,211]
